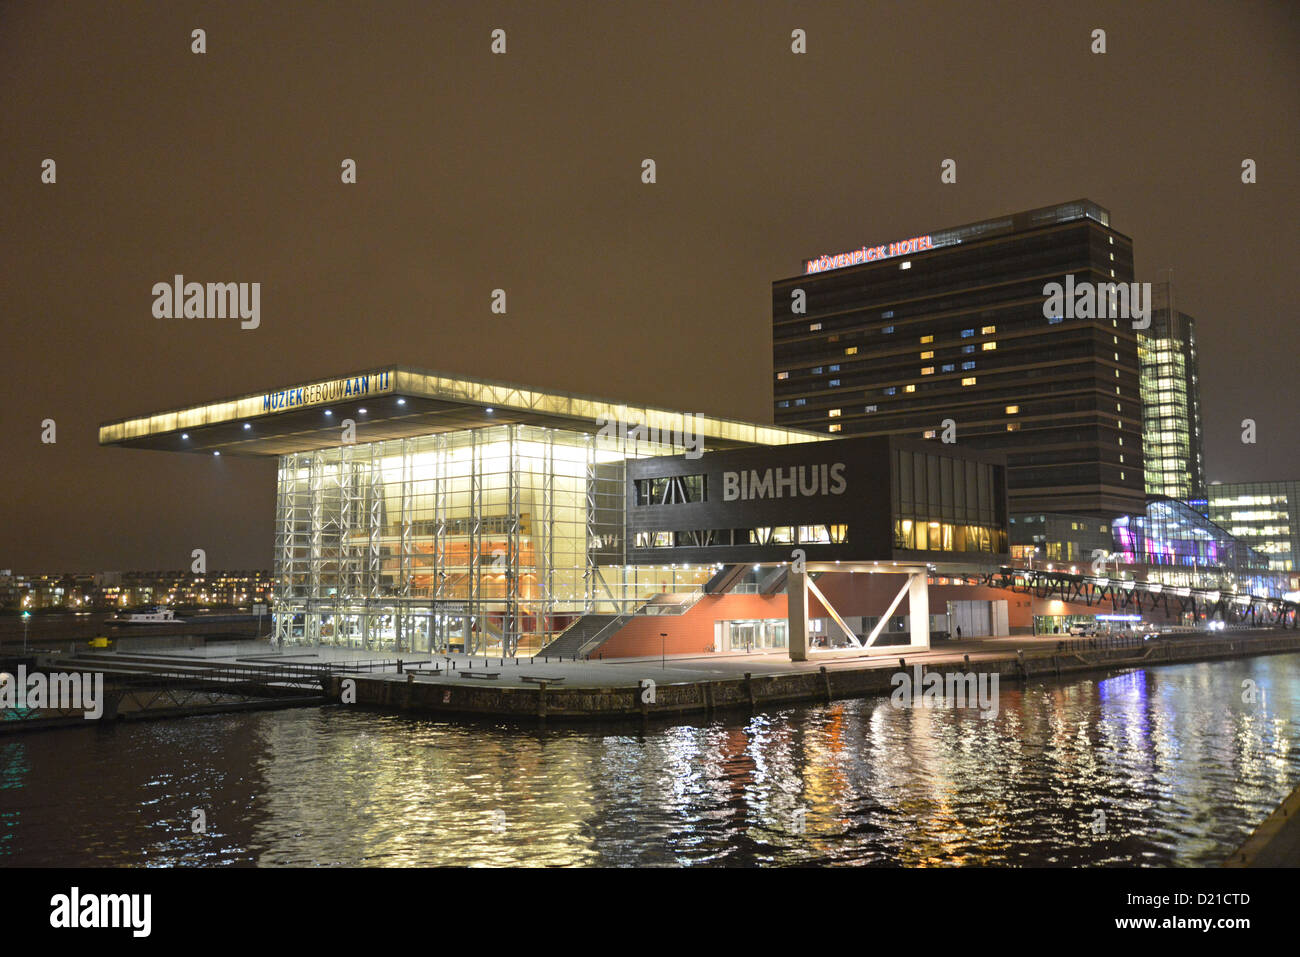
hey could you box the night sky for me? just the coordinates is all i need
[2,1,1296,573]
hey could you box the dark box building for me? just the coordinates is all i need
[626,435,1009,567]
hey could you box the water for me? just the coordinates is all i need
[2,654,1298,866]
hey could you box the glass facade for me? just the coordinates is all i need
[1112,498,1283,597]
[1207,480,1300,574]
[1138,281,1206,500]
[272,424,715,654]
[891,447,1007,553]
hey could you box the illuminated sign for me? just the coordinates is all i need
[805,235,935,274]
[262,370,394,413]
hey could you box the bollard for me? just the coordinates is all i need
[397,659,403,674]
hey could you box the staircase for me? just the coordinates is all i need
[535,614,629,658]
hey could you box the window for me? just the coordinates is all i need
[828,379,840,387]
[794,398,806,406]
[904,384,916,393]
[1006,423,1020,431]
[810,322,822,331]
[941,363,954,372]
[829,423,841,433]
[845,347,858,355]
[922,366,934,375]
[634,474,707,506]
[883,326,895,334]
[777,400,789,408]
[961,329,974,338]
[899,261,911,269]
[962,377,976,386]
[981,325,996,334]
[920,335,934,344]
[982,341,997,351]
[961,361,975,370]
[828,408,841,417]
[921,350,934,359]
[962,344,975,354]
[812,366,823,374]
[1049,316,1063,324]
[1005,405,1019,414]
[829,364,840,372]
[776,371,788,380]
[882,310,895,319]
[923,429,936,439]
[883,387,897,395]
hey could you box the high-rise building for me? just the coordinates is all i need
[1206,480,1300,578]
[1138,281,1206,500]
[772,200,1146,518]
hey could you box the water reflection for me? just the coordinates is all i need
[1,654,1297,866]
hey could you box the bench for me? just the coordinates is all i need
[520,675,564,684]
[406,668,443,676]
[458,671,501,680]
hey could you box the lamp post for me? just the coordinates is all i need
[21,611,31,655]
[660,632,667,671]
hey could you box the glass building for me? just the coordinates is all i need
[1207,480,1300,576]
[1112,497,1283,597]
[1138,281,1206,500]
[100,367,823,655]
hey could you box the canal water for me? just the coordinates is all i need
[3,653,1298,866]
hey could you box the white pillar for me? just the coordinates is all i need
[787,571,809,662]
[908,572,931,651]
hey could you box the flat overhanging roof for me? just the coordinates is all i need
[99,365,824,456]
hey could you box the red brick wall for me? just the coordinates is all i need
[594,593,787,659]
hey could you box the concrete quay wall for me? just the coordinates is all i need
[325,631,1300,723]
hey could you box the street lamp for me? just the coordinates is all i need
[21,610,31,654]
[660,632,667,670]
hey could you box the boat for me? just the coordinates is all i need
[108,607,184,624]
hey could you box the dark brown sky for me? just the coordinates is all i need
[2,0,1297,573]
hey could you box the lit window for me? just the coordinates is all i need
[1006,423,1020,432]
[922,366,934,375]
[981,325,996,334]
[900,261,911,270]
[829,379,840,387]
[883,387,896,395]
[810,322,822,331]
[776,372,788,380]
[923,430,936,439]
[921,350,934,359]
[961,361,975,370]
[920,335,934,344]
[961,329,974,337]
[813,367,823,374]
[941,363,954,372]
[982,341,997,351]
[829,423,841,433]
[829,364,840,372]
[883,326,894,334]
[962,377,976,386]
[828,409,841,417]
[904,384,916,393]
[845,347,858,355]
[1005,405,1019,414]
